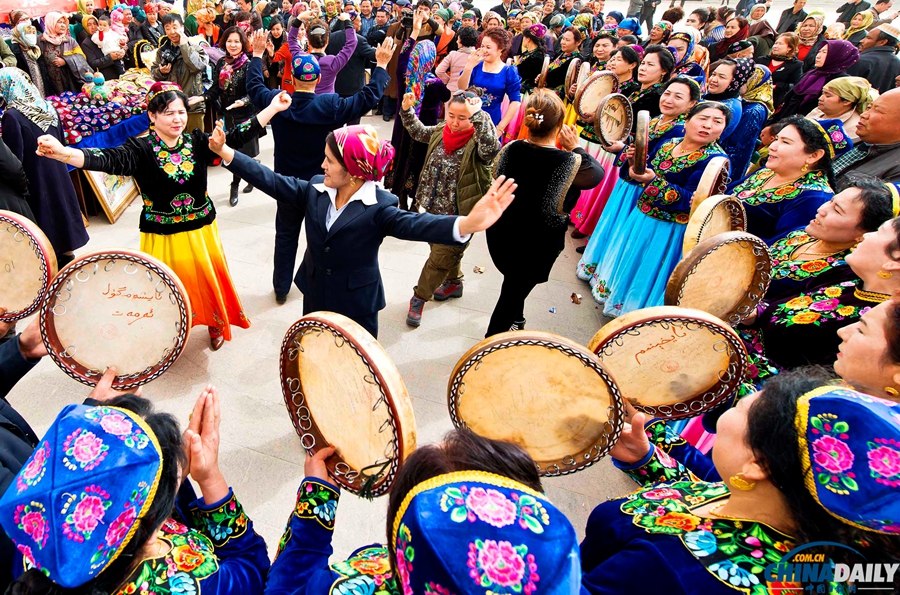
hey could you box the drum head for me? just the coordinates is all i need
[690,156,731,215]
[565,58,582,99]
[538,55,550,88]
[574,70,619,120]
[280,312,416,497]
[40,250,191,389]
[588,306,746,419]
[632,110,651,175]
[448,331,624,477]
[666,231,772,326]
[597,93,633,144]
[577,61,591,86]
[682,195,747,255]
[0,211,57,322]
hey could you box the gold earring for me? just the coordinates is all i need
[878,269,893,279]
[349,177,357,187]
[729,473,756,491]
[886,387,899,397]
[801,163,809,173]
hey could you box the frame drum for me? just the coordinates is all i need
[538,55,550,88]
[0,211,57,322]
[280,312,416,498]
[40,250,191,389]
[574,70,619,120]
[588,306,747,419]
[565,58,582,99]
[632,110,650,175]
[690,156,731,215]
[682,195,747,255]
[448,331,624,477]
[577,61,591,86]
[666,231,772,326]
[597,93,633,145]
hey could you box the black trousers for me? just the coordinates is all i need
[302,297,380,338]
[273,200,304,297]
[485,276,540,337]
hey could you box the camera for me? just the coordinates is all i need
[401,13,413,28]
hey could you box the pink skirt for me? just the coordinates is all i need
[569,141,618,235]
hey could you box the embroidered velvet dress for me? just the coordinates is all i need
[765,230,854,302]
[508,48,544,140]
[728,168,834,244]
[79,124,257,341]
[544,50,582,102]
[739,278,887,388]
[588,137,728,317]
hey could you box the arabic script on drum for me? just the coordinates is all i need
[102,283,164,302]
[634,326,687,366]
[2,258,13,273]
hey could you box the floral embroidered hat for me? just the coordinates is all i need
[390,470,580,595]
[0,404,162,587]
[807,117,853,159]
[796,386,900,534]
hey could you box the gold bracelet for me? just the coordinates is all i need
[61,150,72,164]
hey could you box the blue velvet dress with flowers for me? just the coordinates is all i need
[593,137,729,317]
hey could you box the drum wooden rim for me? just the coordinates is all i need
[279,312,415,497]
[40,249,191,389]
[0,211,57,322]
[690,156,731,215]
[587,306,747,419]
[448,331,625,477]
[632,110,651,175]
[666,231,772,326]
[574,70,619,120]
[596,93,633,145]
[682,194,746,255]
[577,61,591,86]
[538,55,550,88]
[565,58,582,99]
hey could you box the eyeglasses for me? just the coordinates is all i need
[452,90,478,99]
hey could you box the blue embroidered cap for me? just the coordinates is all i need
[292,54,321,82]
[391,471,580,595]
[796,386,900,534]
[0,404,162,587]
[808,117,853,159]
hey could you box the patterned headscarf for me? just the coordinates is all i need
[670,28,697,67]
[743,65,774,115]
[652,20,673,43]
[0,404,163,587]
[843,9,874,41]
[797,11,825,46]
[12,22,41,60]
[332,124,395,181]
[391,471,581,595]
[404,39,439,117]
[0,68,59,131]
[796,386,900,534]
[823,76,877,114]
[726,57,755,92]
[41,12,70,46]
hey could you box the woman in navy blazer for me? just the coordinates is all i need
[209,118,517,337]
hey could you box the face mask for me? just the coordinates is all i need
[24,33,37,45]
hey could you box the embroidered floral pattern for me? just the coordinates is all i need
[16,442,50,493]
[84,407,150,449]
[467,539,538,594]
[113,522,220,595]
[645,419,687,453]
[867,438,900,488]
[275,525,291,560]
[622,481,792,595]
[770,280,878,327]
[189,491,249,547]
[91,482,150,571]
[17,543,45,575]
[396,523,414,595]
[424,583,454,595]
[622,446,700,486]
[733,169,831,206]
[809,412,858,495]
[330,546,400,595]
[149,131,195,184]
[440,486,550,533]
[768,231,850,284]
[294,479,339,530]
[62,486,111,543]
[14,502,49,549]
[637,138,722,224]
[62,429,109,472]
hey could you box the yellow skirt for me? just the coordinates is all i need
[140,221,250,341]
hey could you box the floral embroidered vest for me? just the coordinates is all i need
[769,231,850,286]
[732,169,831,206]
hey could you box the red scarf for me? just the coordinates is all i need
[443,125,475,154]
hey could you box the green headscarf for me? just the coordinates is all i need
[823,76,878,114]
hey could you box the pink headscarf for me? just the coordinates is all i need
[332,125,395,182]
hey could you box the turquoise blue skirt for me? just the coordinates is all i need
[600,207,687,318]
[576,180,643,305]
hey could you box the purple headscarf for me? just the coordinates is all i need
[792,39,860,100]
[333,125,396,182]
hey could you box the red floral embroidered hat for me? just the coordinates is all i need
[796,386,900,534]
[390,470,581,594]
[0,404,162,587]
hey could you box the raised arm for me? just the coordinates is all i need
[399,93,442,143]
[36,134,143,174]
[248,31,287,109]
[322,17,357,75]
[179,38,208,74]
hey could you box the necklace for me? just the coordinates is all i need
[855,287,891,303]
[793,241,839,258]
[672,142,701,158]
[708,503,741,520]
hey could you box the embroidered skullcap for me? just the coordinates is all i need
[885,182,900,217]
[796,386,900,534]
[146,80,182,103]
[0,404,163,587]
[292,53,322,80]
[391,471,581,594]
[807,117,853,159]
[462,10,475,19]
[332,124,395,181]
[523,22,547,42]
[728,39,752,54]
[877,23,900,40]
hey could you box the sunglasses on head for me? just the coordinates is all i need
[452,90,478,99]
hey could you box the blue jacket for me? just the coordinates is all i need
[245,56,389,178]
[225,153,463,319]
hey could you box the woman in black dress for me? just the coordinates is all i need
[195,26,262,206]
[485,89,603,336]
[754,32,803,111]
[627,44,674,133]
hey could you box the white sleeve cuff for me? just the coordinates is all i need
[452,217,471,243]
[222,156,233,167]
